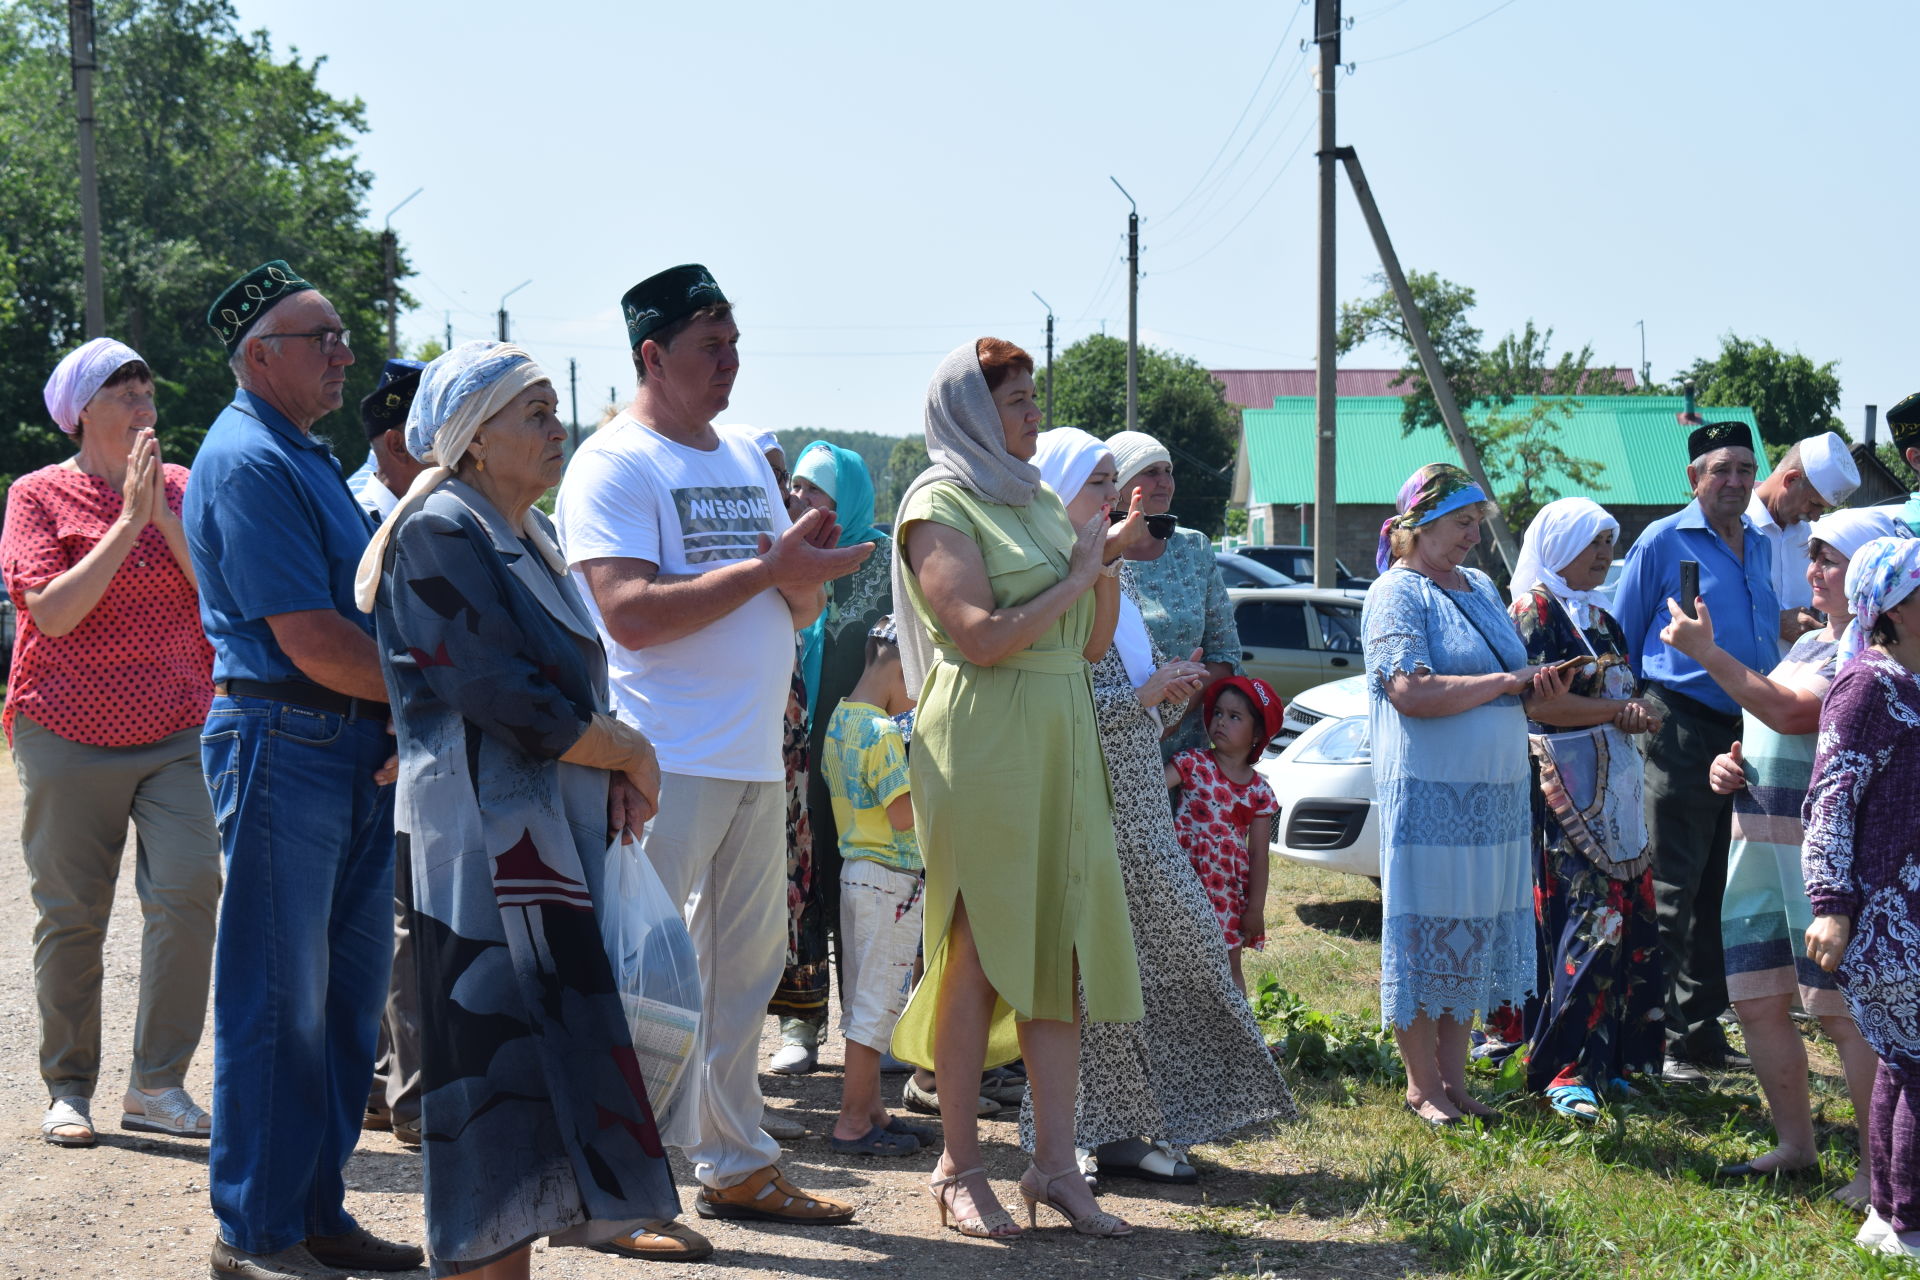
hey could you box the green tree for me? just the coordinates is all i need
[1039,334,1239,536]
[1679,333,1842,453]
[0,0,403,490]
[879,435,929,523]
[1337,274,1609,531]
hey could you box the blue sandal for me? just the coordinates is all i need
[1547,1083,1603,1121]
[830,1124,920,1156]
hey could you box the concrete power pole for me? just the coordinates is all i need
[1111,177,1139,433]
[68,0,104,336]
[1311,0,1340,588]
[382,187,422,358]
[568,357,580,451]
[1032,291,1055,429]
[497,279,531,342]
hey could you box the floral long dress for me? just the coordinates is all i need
[1506,587,1664,1092]
[766,662,827,1022]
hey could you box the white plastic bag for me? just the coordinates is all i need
[598,832,702,1133]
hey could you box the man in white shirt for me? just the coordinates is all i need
[347,359,426,522]
[556,264,870,1257]
[1745,430,1859,653]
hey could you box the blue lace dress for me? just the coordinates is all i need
[1362,566,1536,1028]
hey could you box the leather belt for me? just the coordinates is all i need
[1647,683,1741,732]
[215,678,389,721]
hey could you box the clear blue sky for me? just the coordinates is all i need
[233,0,1918,444]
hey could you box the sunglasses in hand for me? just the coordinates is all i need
[1110,509,1177,540]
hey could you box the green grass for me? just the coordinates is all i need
[1189,858,1908,1279]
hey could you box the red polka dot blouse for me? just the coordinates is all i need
[2,462,213,747]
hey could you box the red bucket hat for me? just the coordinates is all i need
[1202,675,1284,753]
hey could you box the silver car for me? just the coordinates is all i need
[1227,587,1366,705]
[1255,674,1378,880]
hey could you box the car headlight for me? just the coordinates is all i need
[1289,715,1370,765]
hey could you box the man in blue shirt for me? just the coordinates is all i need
[1614,420,1777,1084]
[1888,392,1920,536]
[184,261,422,1280]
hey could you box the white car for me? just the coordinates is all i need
[1254,674,1379,879]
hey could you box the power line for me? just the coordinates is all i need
[1152,82,1314,251]
[1072,232,1127,325]
[1152,116,1318,274]
[1157,0,1310,224]
[1364,0,1524,63]
[1154,46,1314,241]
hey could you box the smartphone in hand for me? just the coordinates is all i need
[1679,561,1700,618]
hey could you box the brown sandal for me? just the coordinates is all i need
[694,1165,855,1225]
[596,1220,714,1261]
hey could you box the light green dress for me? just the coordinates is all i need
[891,481,1143,1070]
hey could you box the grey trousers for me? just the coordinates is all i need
[1641,687,1738,1061]
[12,716,222,1099]
[367,844,420,1127]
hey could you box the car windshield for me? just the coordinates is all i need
[1216,553,1293,588]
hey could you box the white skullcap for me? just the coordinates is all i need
[1798,432,1859,505]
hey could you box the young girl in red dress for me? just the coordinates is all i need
[1166,676,1283,993]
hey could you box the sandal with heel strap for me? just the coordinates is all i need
[929,1166,1020,1239]
[1018,1162,1132,1236]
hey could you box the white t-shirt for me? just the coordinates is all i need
[1746,494,1813,611]
[557,413,795,782]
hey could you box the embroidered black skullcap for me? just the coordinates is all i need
[620,263,729,348]
[207,260,314,351]
[1887,391,1920,454]
[360,359,426,440]
[1687,419,1754,462]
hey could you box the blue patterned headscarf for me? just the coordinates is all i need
[355,341,557,611]
[795,441,887,718]
[1840,536,1920,667]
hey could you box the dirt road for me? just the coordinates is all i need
[0,754,1413,1279]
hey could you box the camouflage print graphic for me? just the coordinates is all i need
[673,485,775,564]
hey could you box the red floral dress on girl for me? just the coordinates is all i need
[1172,748,1279,948]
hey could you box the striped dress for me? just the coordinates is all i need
[1721,630,1844,1012]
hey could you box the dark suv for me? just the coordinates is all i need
[1235,545,1373,591]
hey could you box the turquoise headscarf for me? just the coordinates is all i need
[795,441,886,718]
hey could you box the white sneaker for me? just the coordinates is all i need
[1856,1206,1892,1249]
[760,1106,807,1141]
[768,1042,817,1075]
[1878,1227,1920,1260]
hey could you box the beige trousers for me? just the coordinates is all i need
[12,715,222,1099]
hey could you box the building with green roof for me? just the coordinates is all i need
[1230,394,1764,573]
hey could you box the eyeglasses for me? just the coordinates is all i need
[260,328,352,353]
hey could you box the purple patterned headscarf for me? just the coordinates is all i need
[43,337,144,435]
[1376,463,1490,573]
[1840,536,1920,666]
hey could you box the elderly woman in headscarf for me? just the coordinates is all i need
[890,340,1143,1239]
[764,440,895,1077]
[1501,497,1667,1121]
[1023,428,1298,1188]
[1361,463,1569,1126]
[1801,535,1920,1260]
[353,341,683,1277]
[1658,509,1906,1199]
[1107,430,1242,759]
[1,337,220,1149]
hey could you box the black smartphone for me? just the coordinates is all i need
[1679,560,1700,618]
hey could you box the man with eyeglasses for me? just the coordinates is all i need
[183,260,423,1280]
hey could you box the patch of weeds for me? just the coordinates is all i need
[1252,975,1399,1081]
[1361,1150,1597,1280]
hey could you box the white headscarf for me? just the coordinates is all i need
[1807,507,1912,562]
[1032,428,1157,692]
[1109,429,1172,494]
[891,342,1043,696]
[43,337,144,435]
[1509,496,1620,630]
[353,341,559,611]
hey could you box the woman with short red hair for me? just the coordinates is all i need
[889,339,1144,1239]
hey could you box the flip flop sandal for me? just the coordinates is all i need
[1547,1083,1603,1122]
[121,1086,211,1137]
[829,1124,920,1156]
[42,1096,95,1148]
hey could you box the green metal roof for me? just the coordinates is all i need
[1240,395,1764,506]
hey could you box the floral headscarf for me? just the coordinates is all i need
[1376,463,1489,573]
[1839,535,1920,666]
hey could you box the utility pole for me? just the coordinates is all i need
[1032,291,1055,429]
[568,357,580,451]
[444,312,452,351]
[497,279,531,342]
[1337,147,1517,571]
[1311,0,1340,587]
[1636,319,1650,387]
[1111,177,1139,433]
[68,0,104,336]
[381,187,423,358]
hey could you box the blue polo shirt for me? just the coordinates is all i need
[1614,499,1779,717]
[183,389,375,684]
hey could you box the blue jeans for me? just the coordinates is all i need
[202,695,395,1255]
